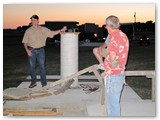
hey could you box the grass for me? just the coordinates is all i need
[125,76,152,99]
[3,37,155,99]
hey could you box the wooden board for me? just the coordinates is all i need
[3,109,63,116]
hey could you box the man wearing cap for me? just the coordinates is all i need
[22,14,67,88]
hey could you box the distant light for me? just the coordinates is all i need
[94,33,97,37]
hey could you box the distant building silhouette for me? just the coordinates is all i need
[45,21,79,30]
[83,23,98,33]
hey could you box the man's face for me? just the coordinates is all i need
[31,18,39,25]
[105,24,110,34]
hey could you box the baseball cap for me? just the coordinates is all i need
[30,15,39,20]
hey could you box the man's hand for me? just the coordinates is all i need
[27,49,32,56]
[61,26,67,32]
[24,43,32,56]
[109,51,116,63]
[111,60,121,67]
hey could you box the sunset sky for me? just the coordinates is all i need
[3,3,155,29]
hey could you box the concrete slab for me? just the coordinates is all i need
[121,85,142,102]
[85,102,105,116]
[4,82,102,116]
[3,81,156,116]
[121,100,156,116]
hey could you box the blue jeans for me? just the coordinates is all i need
[28,48,47,86]
[105,74,125,116]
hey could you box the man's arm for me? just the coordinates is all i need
[52,26,67,36]
[109,51,121,67]
[23,43,32,56]
[109,51,116,63]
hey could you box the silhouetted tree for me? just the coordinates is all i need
[16,26,22,30]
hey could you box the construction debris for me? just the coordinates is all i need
[3,87,49,100]
[54,79,74,95]
[80,83,100,94]
[3,64,105,103]
[3,88,31,100]
[42,64,102,90]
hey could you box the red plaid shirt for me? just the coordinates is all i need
[104,30,129,75]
